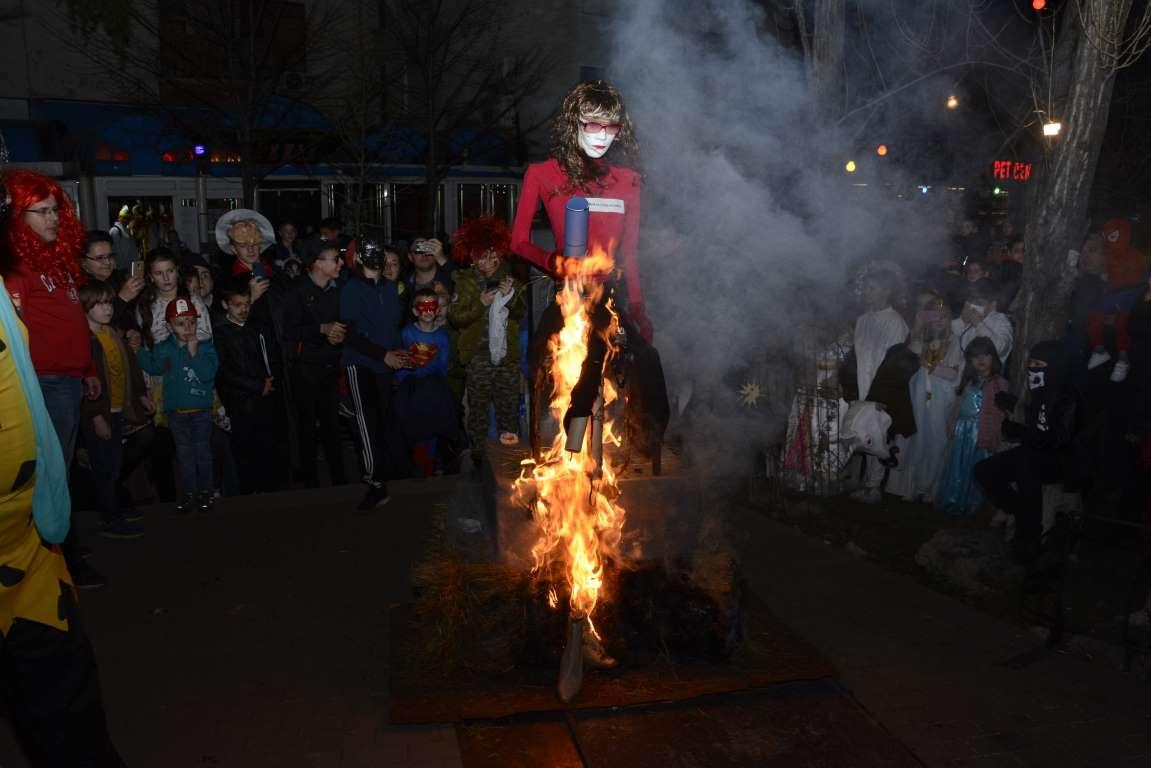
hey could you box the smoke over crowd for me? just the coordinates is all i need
[607,0,958,472]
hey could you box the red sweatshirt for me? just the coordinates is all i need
[5,269,95,378]
[511,158,644,305]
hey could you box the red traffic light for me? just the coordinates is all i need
[1032,0,1046,9]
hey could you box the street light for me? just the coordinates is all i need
[845,160,857,173]
[1042,121,1062,137]
[876,144,888,157]
[946,95,959,110]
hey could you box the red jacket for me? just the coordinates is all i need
[1102,218,1147,291]
[511,158,644,305]
[5,270,95,378]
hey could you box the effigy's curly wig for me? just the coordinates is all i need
[452,215,512,266]
[2,169,85,285]
[550,80,641,192]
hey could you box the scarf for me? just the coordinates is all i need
[0,277,70,542]
[487,288,513,364]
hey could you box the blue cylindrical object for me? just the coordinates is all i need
[563,197,589,258]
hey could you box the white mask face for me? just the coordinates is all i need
[578,120,616,159]
[1027,370,1046,390]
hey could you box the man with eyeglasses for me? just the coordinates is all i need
[0,167,126,763]
[82,231,144,329]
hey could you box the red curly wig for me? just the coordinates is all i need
[451,215,512,266]
[3,169,85,285]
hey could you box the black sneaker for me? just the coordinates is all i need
[197,490,215,513]
[174,493,195,515]
[100,518,144,540]
[357,483,390,511]
[71,560,107,590]
[122,507,144,522]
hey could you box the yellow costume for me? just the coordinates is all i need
[0,307,74,638]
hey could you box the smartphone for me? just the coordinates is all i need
[252,262,267,279]
[130,260,145,279]
[484,278,502,291]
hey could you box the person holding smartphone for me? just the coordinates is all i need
[405,237,455,298]
[82,230,145,330]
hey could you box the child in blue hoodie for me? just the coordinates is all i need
[135,297,218,514]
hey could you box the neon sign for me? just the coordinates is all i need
[993,160,1032,182]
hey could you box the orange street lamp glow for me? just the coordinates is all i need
[946,95,959,110]
[876,144,888,156]
[1032,0,1046,9]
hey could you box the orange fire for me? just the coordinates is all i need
[514,246,627,628]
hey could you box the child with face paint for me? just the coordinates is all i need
[934,337,1008,516]
[394,288,459,476]
[511,80,651,343]
[974,340,1079,565]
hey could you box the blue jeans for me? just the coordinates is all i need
[37,375,83,466]
[80,413,123,524]
[168,410,214,495]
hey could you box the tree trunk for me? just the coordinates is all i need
[240,143,257,210]
[1012,0,1133,388]
[798,0,845,119]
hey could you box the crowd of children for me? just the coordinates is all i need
[841,216,1150,574]
[73,210,527,520]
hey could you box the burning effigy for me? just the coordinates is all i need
[512,200,628,702]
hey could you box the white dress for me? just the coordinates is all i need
[853,306,909,400]
[887,336,962,500]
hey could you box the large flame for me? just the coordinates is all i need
[514,246,626,626]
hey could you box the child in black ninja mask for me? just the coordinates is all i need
[973,340,1079,566]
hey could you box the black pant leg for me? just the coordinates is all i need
[315,366,345,486]
[292,366,321,487]
[1,619,125,768]
[347,365,386,484]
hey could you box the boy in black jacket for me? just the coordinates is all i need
[214,280,287,492]
[279,240,347,487]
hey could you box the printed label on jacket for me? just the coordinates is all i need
[586,198,625,214]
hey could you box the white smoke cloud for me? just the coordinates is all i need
[607,0,956,472]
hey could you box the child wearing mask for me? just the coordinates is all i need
[395,288,459,475]
[974,340,1078,565]
[936,336,1008,515]
[131,298,218,514]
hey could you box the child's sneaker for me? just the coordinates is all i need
[100,517,144,539]
[357,482,390,511]
[197,490,215,513]
[1110,357,1130,382]
[174,493,196,515]
[1086,347,1111,370]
